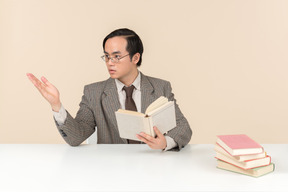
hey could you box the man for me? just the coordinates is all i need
[27,28,192,151]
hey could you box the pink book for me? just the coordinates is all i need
[216,134,264,156]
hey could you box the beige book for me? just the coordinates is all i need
[215,151,271,170]
[115,96,176,141]
[217,160,275,177]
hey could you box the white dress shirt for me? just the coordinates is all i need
[53,71,177,150]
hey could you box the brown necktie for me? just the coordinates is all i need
[123,85,141,144]
[123,85,137,111]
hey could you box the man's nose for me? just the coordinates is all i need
[107,58,114,65]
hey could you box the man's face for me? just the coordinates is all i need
[104,36,138,83]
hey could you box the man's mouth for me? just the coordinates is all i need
[109,69,116,74]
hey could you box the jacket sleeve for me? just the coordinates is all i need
[164,82,192,151]
[54,85,96,146]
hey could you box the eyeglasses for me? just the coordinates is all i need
[101,54,130,63]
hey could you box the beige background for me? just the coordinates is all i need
[0,0,287,144]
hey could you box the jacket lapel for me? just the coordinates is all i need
[102,78,127,142]
[102,78,120,111]
[102,78,120,127]
[140,73,156,113]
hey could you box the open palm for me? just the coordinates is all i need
[27,73,61,111]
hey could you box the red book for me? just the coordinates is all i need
[216,134,264,156]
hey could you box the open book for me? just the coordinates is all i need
[115,96,176,141]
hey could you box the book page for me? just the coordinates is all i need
[148,101,176,135]
[115,111,150,141]
[146,101,173,116]
[145,96,168,114]
[116,109,145,116]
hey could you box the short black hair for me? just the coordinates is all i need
[103,28,144,67]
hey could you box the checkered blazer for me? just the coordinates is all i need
[55,73,192,151]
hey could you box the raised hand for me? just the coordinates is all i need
[26,73,61,112]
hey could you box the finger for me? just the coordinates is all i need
[147,143,156,149]
[27,73,44,89]
[153,126,164,139]
[27,73,48,95]
[136,134,161,150]
[26,73,37,85]
[41,76,52,86]
[139,132,156,143]
[136,134,152,144]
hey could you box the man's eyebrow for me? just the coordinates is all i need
[104,51,121,55]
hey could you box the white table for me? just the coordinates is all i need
[0,144,287,192]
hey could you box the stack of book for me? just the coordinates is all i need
[215,134,275,177]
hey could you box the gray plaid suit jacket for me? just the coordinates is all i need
[55,72,192,151]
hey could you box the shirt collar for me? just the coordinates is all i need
[115,71,141,93]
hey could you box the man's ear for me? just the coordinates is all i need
[132,53,140,64]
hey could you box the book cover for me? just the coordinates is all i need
[215,151,271,169]
[217,160,275,177]
[214,143,266,162]
[216,134,264,156]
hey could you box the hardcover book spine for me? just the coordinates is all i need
[143,117,153,137]
[147,117,155,137]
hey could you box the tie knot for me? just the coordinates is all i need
[123,85,135,98]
